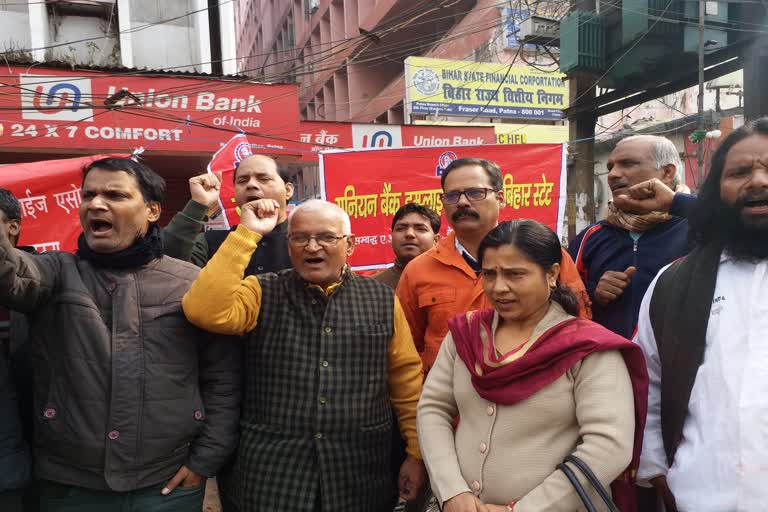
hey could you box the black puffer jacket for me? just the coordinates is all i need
[0,233,241,492]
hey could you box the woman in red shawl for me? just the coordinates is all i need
[416,220,648,512]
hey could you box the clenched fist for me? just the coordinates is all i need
[188,172,222,207]
[612,178,675,214]
[594,266,636,305]
[240,199,280,235]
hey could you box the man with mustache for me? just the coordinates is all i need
[397,158,587,374]
[0,158,240,512]
[164,154,294,274]
[567,135,691,339]
[633,118,768,511]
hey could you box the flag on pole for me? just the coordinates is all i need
[206,134,253,229]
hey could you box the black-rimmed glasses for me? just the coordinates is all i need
[440,187,498,205]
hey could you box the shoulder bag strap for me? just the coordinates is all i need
[557,462,599,512]
[565,455,620,512]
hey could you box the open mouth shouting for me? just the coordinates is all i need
[742,198,768,216]
[304,255,326,266]
[88,218,114,238]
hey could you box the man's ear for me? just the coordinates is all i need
[495,189,505,208]
[345,234,355,257]
[7,218,21,240]
[285,181,295,201]
[661,164,678,187]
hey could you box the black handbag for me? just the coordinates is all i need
[557,455,620,512]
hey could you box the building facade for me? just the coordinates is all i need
[235,0,501,123]
[0,0,237,75]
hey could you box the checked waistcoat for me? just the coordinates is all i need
[225,269,396,512]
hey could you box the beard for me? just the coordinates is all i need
[715,201,768,261]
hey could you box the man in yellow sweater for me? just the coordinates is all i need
[182,198,425,512]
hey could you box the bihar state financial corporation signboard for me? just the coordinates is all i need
[0,66,300,153]
[405,56,567,121]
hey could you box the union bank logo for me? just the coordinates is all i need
[352,124,403,149]
[20,75,94,122]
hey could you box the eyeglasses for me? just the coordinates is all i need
[287,234,349,247]
[440,187,498,205]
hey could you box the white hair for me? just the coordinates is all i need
[618,134,683,187]
[289,199,352,235]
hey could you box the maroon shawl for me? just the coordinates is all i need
[448,309,649,512]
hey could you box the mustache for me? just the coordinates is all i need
[451,209,480,222]
[609,181,630,191]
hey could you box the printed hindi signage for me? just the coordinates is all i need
[405,56,567,120]
[0,154,129,252]
[320,144,566,269]
[0,66,299,154]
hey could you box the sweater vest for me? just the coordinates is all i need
[228,269,397,512]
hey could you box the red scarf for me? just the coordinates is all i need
[448,309,649,512]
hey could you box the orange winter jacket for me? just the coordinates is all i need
[396,232,590,373]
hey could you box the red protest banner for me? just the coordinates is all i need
[321,144,566,270]
[0,154,129,252]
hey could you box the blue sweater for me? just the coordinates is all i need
[567,194,695,339]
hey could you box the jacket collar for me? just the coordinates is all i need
[429,232,479,280]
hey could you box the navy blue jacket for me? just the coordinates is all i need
[567,194,695,339]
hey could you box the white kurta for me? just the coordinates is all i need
[635,253,768,511]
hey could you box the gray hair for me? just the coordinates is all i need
[289,199,352,235]
[618,135,683,188]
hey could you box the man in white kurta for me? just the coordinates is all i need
[632,119,768,512]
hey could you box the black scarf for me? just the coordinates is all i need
[77,223,164,269]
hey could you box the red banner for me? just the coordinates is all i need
[0,154,129,252]
[0,66,299,154]
[321,144,566,269]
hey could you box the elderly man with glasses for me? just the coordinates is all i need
[396,158,588,375]
[182,199,426,512]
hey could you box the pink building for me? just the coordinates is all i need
[234,0,500,123]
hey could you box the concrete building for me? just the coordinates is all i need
[0,0,237,75]
[235,0,501,123]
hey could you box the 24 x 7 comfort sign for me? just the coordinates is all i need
[0,66,300,153]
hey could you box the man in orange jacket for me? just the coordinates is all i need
[396,157,589,374]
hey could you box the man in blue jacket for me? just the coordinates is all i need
[568,135,693,339]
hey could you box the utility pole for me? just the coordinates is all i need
[743,2,768,120]
[567,0,597,241]
[696,0,705,188]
